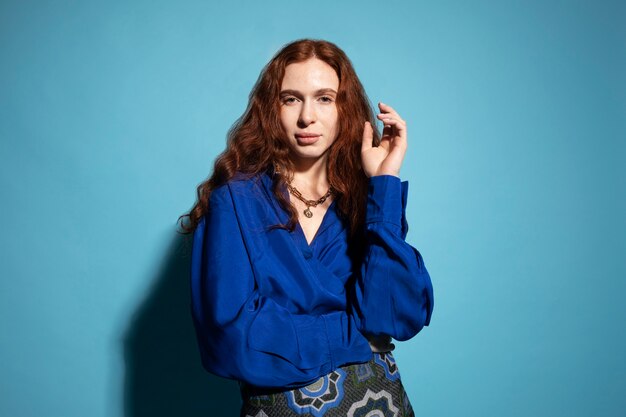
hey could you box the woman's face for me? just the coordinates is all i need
[279,58,339,169]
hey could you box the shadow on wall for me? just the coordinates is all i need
[123,231,241,416]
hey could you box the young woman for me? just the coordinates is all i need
[181,38,434,417]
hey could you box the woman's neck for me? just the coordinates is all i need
[289,155,331,197]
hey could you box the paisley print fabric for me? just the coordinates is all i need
[239,352,415,417]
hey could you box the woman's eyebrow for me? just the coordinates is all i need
[279,88,338,97]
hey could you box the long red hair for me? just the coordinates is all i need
[179,38,381,239]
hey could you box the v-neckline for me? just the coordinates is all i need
[294,199,337,249]
[259,170,338,252]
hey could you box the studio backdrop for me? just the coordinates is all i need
[1,1,624,416]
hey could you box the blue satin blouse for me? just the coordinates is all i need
[190,170,434,389]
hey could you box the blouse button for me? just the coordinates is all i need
[302,248,313,259]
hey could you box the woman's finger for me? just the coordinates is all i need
[378,116,407,133]
[361,121,373,153]
[378,115,405,125]
[378,115,407,128]
[378,102,402,119]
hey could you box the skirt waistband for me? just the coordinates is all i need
[238,351,414,416]
[239,351,394,398]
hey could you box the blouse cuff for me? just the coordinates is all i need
[365,175,409,228]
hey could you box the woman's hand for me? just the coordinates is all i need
[361,102,408,178]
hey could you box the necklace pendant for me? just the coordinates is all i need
[303,207,313,218]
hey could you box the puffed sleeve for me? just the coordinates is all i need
[348,175,434,341]
[190,184,372,389]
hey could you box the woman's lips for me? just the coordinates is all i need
[295,134,320,145]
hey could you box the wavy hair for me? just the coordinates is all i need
[179,38,381,239]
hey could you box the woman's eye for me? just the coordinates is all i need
[282,97,297,104]
[319,96,333,103]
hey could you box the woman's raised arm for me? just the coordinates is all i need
[347,174,434,341]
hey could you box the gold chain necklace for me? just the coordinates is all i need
[286,181,334,218]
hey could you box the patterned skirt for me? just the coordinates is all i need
[239,352,414,417]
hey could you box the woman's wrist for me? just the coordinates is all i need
[369,171,400,179]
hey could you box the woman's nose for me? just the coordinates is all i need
[298,100,316,125]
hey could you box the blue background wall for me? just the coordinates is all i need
[1,1,624,416]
